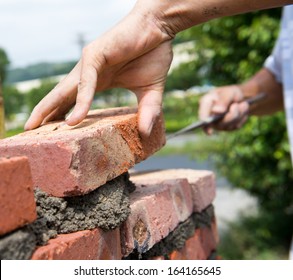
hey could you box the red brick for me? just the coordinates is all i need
[0,157,36,236]
[120,178,193,257]
[199,218,219,257]
[130,169,216,212]
[0,107,165,197]
[31,228,121,260]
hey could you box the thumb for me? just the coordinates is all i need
[135,89,163,139]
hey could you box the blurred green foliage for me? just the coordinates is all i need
[209,114,293,244]
[163,94,201,132]
[0,48,10,83]
[166,9,281,90]
[218,212,289,260]
[2,85,25,120]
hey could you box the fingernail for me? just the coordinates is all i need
[146,121,154,138]
[65,111,73,121]
[24,120,32,131]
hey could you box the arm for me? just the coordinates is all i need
[148,0,293,33]
[199,14,284,134]
[24,0,292,137]
[240,68,283,116]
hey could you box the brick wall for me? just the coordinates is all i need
[0,107,219,260]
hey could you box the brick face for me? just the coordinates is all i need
[0,107,165,197]
[0,157,36,236]
[130,169,216,212]
[31,228,121,260]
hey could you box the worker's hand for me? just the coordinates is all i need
[25,0,284,137]
[24,2,174,138]
[199,85,250,134]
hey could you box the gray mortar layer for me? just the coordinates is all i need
[125,205,215,260]
[0,226,36,260]
[0,173,135,259]
[32,172,136,245]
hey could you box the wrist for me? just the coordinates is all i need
[239,82,260,100]
[133,0,205,38]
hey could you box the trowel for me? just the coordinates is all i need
[167,92,266,140]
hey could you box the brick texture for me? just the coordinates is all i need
[0,107,165,197]
[0,157,36,236]
[130,169,216,212]
[31,228,121,260]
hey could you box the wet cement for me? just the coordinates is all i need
[125,205,215,260]
[0,172,135,259]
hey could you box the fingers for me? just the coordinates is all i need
[199,85,247,134]
[65,46,100,126]
[135,89,163,139]
[43,97,76,124]
[213,101,249,131]
[199,92,219,135]
[24,63,81,130]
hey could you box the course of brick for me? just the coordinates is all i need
[0,107,219,260]
[0,107,165,197]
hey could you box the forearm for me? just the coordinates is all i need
[134,0,293,36]
[239,68,284,116]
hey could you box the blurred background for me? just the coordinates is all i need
[0,1,292,259]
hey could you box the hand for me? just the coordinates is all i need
[24,5,173,138]
[199,85,250,134]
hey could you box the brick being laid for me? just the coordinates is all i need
[0,107,165,197]
[0,157,37,236]
[130,169,216,212]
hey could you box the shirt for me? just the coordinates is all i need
[264,5,293,162]
[264,5,293,259]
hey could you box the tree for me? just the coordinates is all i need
[166,9,281,89]
[0,48,10,138]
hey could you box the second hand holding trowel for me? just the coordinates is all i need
[167,92,266,140]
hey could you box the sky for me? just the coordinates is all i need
[0,0,137,68]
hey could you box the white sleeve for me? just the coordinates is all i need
[264,35,283,83]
